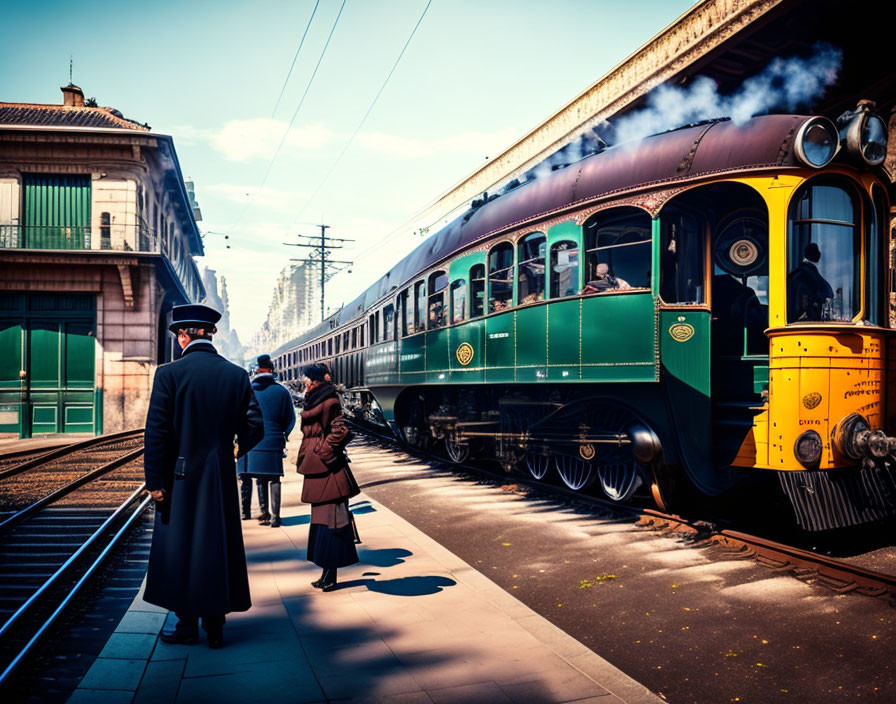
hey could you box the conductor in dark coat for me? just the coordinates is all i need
[296,364,359,591]
[143,304,264,648]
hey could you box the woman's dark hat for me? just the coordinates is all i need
[256,354,274,370]
[168,304,222,333]
[302,364,327,382]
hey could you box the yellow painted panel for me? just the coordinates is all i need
[768,327,886,470]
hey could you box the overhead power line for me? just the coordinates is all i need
[296,0,433,220]
[271,0,321,118]
[229,0,348,233]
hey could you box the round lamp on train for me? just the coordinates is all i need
[793,117,839,169]
[840,103,888,166]
[793,429,823,468]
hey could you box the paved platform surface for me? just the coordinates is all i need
[66,464,662,704]
[0,434,89,453]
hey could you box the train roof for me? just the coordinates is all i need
[274,113,811,357]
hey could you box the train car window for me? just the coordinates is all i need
[352,328,357,348]
[787,180,859,323]
[584,208,651,294]
[328,338,333,356]
[451,279,467,323]
[470,265,485,317]
[488,242,514,312]
[659,208,704,304]
[335,335,341,354]
[414,281,426,333]
[383,304,395,341]
[398,289,411,336]
[517,233,546,305]
[550,241,579,298]
[360,324,365,347]
[428,271,448,329]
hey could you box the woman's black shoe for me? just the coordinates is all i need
[311,578,323,588]
[270,516,281,528]
[320,581,338,592]
[207,632,224,649]
[257,512,271,525]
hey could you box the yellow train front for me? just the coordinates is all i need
[725,106,896,530]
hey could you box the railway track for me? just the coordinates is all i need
[0,432,150,689]
[349,419,896,602]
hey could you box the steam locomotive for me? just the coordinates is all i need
[273,104,895,531]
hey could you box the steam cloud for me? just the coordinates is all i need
[600,41,843,146]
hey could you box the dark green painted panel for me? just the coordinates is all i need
[547,299,581,380]
[660,310,710,396]
[581,293,656,382]
[753,364,770,394]
[0,320,22,387]
[485,312,515,382]
[399,334,426,382]
[64,321,95,387]
[515,305,547,382]
[366,341,399,385]
[32,405,57,434]
[425,328,450,382]
[448,319,484,382]
[64,405,94,432]
[29,322,60,388]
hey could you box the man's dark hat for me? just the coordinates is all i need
[302,364,327,382]
[256,354,274,370]
[168,304,222,333]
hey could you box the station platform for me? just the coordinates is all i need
[66,464,661,704]
[0,434,90,454]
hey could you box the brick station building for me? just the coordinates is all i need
[0,84,205,437]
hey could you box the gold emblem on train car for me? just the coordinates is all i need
[579,444,596,461]
[668,317,695,342]
[802,392,822,409]
[456,342,474,366]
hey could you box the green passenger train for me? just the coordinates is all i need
[274,106,896,531]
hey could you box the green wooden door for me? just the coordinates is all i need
[22,174,91,249]
[0,294,96,436]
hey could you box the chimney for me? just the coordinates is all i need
[61,83,85,107]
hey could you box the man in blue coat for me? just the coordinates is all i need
[143,304,264,649]
[237,354,296,527]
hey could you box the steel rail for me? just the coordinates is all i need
[0,486,152,687]
[0,447,145,532]
[0,428,144,481]
[352,420,896,599]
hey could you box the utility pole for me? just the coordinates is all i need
[284,224,354,322]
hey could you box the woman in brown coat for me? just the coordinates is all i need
[296,364,359,591]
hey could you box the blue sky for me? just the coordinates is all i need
[1,0,696,340]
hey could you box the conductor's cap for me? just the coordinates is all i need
[169,304,221,333]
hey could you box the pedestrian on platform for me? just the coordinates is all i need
[296,363,360,591]
[143,304,264,649]
[237,354,296,527]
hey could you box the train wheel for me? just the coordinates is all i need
[647,462,684,512]
[525,453,551,480]
[445,436,470,464]
[596,461,643,501]
[555,455,595,491]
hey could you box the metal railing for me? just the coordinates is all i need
[0,223,165,253]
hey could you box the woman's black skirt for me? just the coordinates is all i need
[306,523,359,569]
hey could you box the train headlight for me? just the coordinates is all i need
[832,413,870,461]
[794,430,823,468]
[794,117,839,169]
[845,113,887,166]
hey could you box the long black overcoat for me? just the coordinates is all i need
[143,341,264,616]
